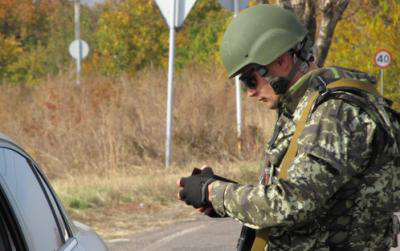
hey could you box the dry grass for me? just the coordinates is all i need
[0,65,275,177]
[52,160,260,239]
[0,65,276,239]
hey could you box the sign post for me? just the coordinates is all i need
[374,49,392,95]
[74,0,81,85]
[69,0,90,85]
[166,0,177,169]
[233,0,242,153]
[218,0,249,153]
[156,0,197,168]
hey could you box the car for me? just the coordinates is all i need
[0,133,108,251]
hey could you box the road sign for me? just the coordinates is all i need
[156,0,197,28]
[218,0,249,12]
[156,0,197,167]
[69,39,90,60]
[375,49,392,68]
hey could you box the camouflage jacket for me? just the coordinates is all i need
[209,67,400,250]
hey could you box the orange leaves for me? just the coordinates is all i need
[0,0,57,44]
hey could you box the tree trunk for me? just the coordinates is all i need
[276,0,317,45]
[315,0,350,66]
[275,0,350,67]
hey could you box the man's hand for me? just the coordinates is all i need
[177,166,237,209]
[177,167,215,208]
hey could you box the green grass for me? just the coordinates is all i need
[51,161,260,239]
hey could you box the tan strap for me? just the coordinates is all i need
[250,229,269,251]
[279,79,379,179]
[278,89,320,179]
[250,79,379,251]
[328,79,380,96]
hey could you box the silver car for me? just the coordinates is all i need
[0,133,108,251]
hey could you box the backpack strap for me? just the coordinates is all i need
[279,79,380,179]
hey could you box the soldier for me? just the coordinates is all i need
[177,4,400,251]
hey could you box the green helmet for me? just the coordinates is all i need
[220,4,307,78]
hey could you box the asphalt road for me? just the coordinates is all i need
[108,214,400,251]
[108,215,242,251]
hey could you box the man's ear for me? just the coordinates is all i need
[277,52,293,73]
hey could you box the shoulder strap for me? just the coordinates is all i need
[250,79,381,251]
[279,79,380,179]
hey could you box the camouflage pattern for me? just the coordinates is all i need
[209,67,400,250]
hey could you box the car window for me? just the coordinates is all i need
[0,148,63,250]
[0,185,27,250]
[35,168,70,241]
[0,207,16,251]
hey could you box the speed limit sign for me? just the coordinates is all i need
[375,49,392,68]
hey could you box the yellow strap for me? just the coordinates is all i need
[280,79,379,179]
[251,228,269,251]
[328,79,380,96]
[278,90,320,179]
[251,230,269,251]
[250,79,379,251]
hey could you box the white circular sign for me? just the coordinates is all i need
[69,39,90,60]
[218,0,249,12]
[375,49,392,68]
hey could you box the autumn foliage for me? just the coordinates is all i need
[95,0,229,75]
[0,0,398,108]
[326,0,400,108]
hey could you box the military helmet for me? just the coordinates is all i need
[220,4,307,78]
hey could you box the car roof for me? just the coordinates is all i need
[0,133,32,161]
[0,133,14,143]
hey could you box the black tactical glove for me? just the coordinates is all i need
[179,167,236,209]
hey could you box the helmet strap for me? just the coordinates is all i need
[266,58,303,95]
[267,37,314,95]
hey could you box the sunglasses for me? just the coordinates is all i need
[239,65,268,90]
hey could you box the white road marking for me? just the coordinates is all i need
[108,238,130,243]
[142,224,206,251]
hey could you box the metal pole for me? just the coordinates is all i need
[233,0,242,152]
[165,0,176,168]
[74,0,81,85]
[233,0,240,16]
[380,69,384,95]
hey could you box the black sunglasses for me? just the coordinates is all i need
[239,65,268,90]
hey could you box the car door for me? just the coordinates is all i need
[0,146,67,250]
[0,138,108,251]
[29,151,108,251]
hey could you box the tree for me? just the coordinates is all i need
[0,0,101,84]
[95,0,229,75]
[0,0,56,47]
[95,0,168,75]
[0,35,22,83]
[326,0,400,109]
[273,0,400,109]
[271,0,350,67]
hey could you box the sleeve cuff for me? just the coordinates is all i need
[209,180,230,216]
